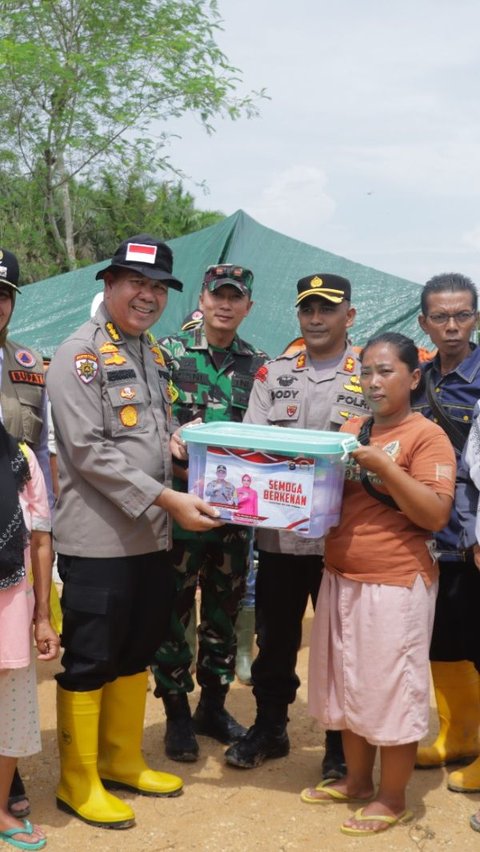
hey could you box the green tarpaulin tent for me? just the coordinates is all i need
[10,210,430,358]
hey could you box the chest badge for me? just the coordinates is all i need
[99,342,119,355]
[119,405,138,427]
[120,386,136,400]
[15,349,36,368]
[287,405,298,417]
[104,353,127,366]
[75,353,99,384]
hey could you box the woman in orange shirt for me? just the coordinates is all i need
[301,332,455,837]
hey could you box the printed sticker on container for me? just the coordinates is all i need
[198,447,315,532]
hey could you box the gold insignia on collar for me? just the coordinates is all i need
[106,321,121,342]
[167,379,179,403]
[150,345,165,366]
[343,356,355,373]
[296,353,306,369]
[311,276,323,288]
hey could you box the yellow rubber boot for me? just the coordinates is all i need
[448,754,480,792]
[416,661,480,768]
[56,686,135,828]
[98,672,183,797]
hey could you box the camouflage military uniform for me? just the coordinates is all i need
[152,325,267,696]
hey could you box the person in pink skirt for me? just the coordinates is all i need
[300,332,455,837]
[236,475,259,517]
[0,425,60,850]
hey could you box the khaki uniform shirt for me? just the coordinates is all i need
[244,343,366,555]
[0,338,53,507]
[47,303,174,558]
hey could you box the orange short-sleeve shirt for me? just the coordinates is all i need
[325,412,456,587]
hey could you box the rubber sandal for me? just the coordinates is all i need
[340,807,414,836]
[470,811,480,832]
[0,818,47,850]
[300,778,374,804]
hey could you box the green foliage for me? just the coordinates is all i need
[0,1,261,272]
[0,165,224,282]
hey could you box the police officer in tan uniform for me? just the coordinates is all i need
[47,235,222,831]
[0,249,53,504]
[225,273,367,775]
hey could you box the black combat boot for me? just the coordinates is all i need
[163,693,199,762]
[192,687,246,745]
[321,729,346,780]
[224,705,290,768]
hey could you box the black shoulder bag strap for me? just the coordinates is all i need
[357,416,400,510]
[425,370,466,454]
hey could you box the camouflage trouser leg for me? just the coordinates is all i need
[196,533,249,691]
[152,539,200,697]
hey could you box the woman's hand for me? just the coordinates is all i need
[350,444,392,476]
[34,617,60,661]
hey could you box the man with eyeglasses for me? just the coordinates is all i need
[414,273,480,794]
[151,264,268,762]
[225,273,367,776]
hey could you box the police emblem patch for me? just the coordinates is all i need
[75,353,99,384]
[119,405,138,427]
[287,405,298,417]
[120,386,136,400]
[15,349,36,368]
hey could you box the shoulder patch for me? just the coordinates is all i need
[15,349,36,368]
[75,353,99,385]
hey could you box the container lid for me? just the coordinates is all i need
[181,421,359,456]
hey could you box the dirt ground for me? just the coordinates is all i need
[25,603,480,851]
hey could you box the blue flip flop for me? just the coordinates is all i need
[0,819,46,850]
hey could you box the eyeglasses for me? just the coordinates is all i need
[426,310,477,325]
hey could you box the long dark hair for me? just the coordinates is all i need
[360,332,425,402]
